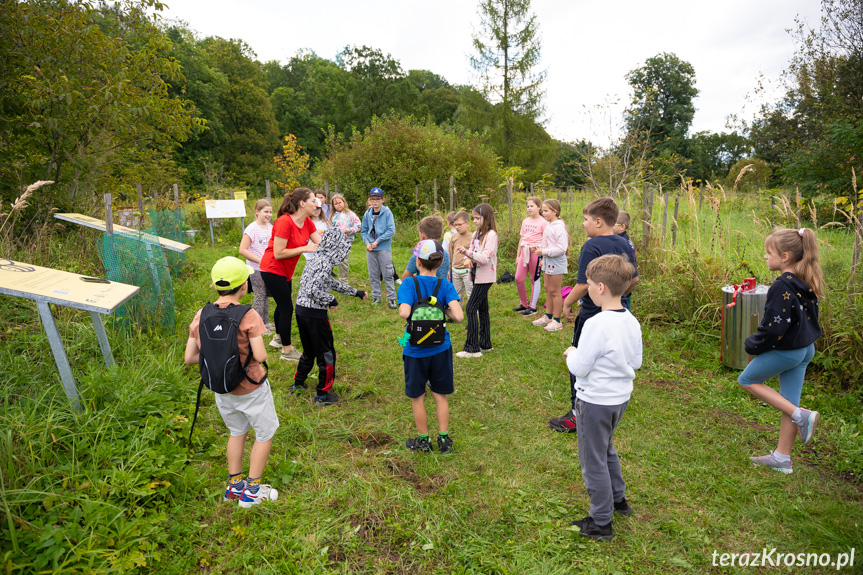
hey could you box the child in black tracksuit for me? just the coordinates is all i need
[294,228,366,405]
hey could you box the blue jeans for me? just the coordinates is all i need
[737,345,815,406]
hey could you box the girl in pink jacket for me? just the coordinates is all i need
[455,203,498,358]
[531,199,569,332]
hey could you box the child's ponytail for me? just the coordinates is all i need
[796,228,825,299]
[765,227,825,298]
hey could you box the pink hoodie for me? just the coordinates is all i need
[467,230,499,284]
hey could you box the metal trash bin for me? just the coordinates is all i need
[721,284,769,369]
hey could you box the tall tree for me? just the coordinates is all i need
[750,0,863,196]
[0,0,201,207]
[470,0,545,165]
[625,53,698,161]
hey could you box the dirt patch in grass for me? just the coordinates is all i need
[356,431,394,450]
[710,410,775,432]
[385,458,449,494]
[641,378,693,401]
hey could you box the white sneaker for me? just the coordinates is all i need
[238,484,278,508]
[269,334,282,348]
[544,320,563,332]
[532,316,552,326]
[279,348,302,361]
[396,278,403,285]
[455,351,483,359]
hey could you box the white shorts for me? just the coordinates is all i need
[214,380,280,442]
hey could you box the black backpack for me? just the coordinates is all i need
[406,276,447,346]
[189,303,268,442]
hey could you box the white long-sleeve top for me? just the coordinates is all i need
[566,309,643,406]
[540,219,568,258]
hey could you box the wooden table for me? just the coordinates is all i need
[0,259,140,409]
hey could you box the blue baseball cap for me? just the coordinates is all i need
[369,187,384,197]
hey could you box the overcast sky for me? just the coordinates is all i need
[157,0,824,147]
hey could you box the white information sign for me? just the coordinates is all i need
[205,199,247,219]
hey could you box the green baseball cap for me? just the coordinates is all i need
[211,256,254,290]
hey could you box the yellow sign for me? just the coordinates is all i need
[233,191,247,200]
[54,213,191,253]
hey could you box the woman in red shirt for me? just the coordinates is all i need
[260,188,322,361]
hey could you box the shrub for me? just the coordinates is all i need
[317,115,502,217]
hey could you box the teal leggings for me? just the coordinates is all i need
[737,345,815,406]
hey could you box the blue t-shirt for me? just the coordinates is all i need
[397,275,460,358]
[405,252,451,280]
[577,234,639,319]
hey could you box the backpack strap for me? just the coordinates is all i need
[432,278,442,298]
[188,379,205,444]
[411,275,423,299]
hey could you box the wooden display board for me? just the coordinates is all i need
[0,259,140,410]
[54,213,191,253]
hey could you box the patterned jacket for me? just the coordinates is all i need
[296,228,364,317]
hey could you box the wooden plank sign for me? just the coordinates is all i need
[0,259,139,314]
[54,213,191,253]
[0,259,140,410]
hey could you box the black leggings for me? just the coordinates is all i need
[260,271,293,347]
[463,282,492,352]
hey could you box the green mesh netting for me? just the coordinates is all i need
[148,208,186,276]
[98,228,175,330]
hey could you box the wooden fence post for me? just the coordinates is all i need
[641,186,648,245]
[662,191,669,242]
[672,195,680,247]
[173,183,179,209]
[266,179,271,201]
[449,175,454,212]
[507,177,514,226]
[795,188,802,226]
[433,179,438,211]
[415,185,419,204]
[324,180,329,202]
[136,183,143,230]
[104,193,113,235]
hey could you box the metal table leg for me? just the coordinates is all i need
[90,311,114,367]
[36,301,82,411]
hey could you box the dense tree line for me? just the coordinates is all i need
[1,0,859,226]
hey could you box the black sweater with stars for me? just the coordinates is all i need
[745,272,822,355]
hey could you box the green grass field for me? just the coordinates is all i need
[2,217,862,573]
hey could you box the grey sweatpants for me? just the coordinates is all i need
[575,397,629,525]
[366,249,396,302]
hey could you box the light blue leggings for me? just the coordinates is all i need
[737,345,815,406]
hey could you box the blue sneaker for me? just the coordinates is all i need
[223,480,246,502]
[750,453,793,474]
[238,484,279,508]
[796,409,819,445]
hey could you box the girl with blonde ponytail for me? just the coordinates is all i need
[737,227,824,474]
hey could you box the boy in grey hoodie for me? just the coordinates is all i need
[294,228,366,405]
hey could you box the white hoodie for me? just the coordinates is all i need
[566,309,642,405]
